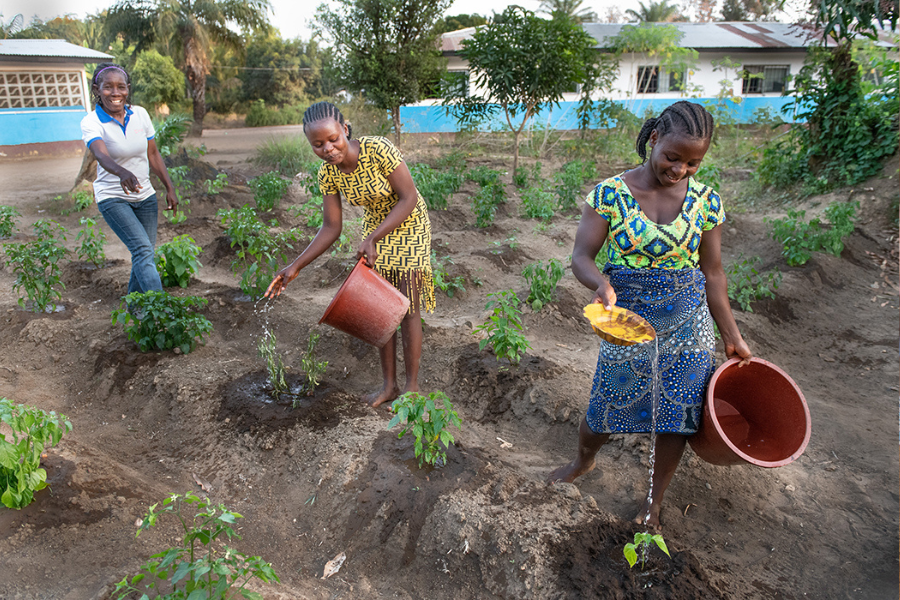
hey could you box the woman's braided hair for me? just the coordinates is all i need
[635,101,714,163]
[90,63,132,108]
[303,101,352,139]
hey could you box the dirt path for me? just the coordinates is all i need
[0,129,897,599]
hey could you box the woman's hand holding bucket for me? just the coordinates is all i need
[356,235,378,267]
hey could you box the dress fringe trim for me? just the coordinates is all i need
[376,265,436,314]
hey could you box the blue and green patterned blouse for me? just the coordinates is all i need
[586,174,725,270]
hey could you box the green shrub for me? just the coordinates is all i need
[513,166,529,188]
[0,206,19,238]
[388,391,462,468]
[433,150,467,171]
[203,172,228,195]
[695,160,723,191]
[112,291,212,354]
[0,397,72,509]
[467,167,507,228]
[726,255,782,312]
[249,171,291,212]
[522,259,565,311]
[520,185,555,221]
[255,136,319,178]
[155,235,202,288]
[408,162,463,210]
[431,250,466,297]
[289,196,324,228]
[153,114,192,157]
[767,201,858,266]
[164,165,192,224]
[474,289,531,365]
[245,99,306,127]
[114,491,279,600]
[554,160,595,210]
[2,219,68,312]
[71,190,93,212]
[75,217,106,267]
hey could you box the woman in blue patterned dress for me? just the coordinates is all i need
[548,101,752,529]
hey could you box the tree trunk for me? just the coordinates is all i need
[184,36,207,137]
[391,106,402,147]
[72,149,97,191]
[512,129,520,173]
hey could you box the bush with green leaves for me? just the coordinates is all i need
[466,166,507,228]
[0,206,19,238]
[431,250,466,298]
[513,166,529,188]
[726,255,782,312]
[433,150,466,171]
[75,216,106,267]
[520,185,555,221]
[249,171,291,212]
[164,165,192,224]
[474,289,531,365]
[112,291,212,354]
[153,114,192,158]
[0,397,72,509]
[203,173,228,195]
[2,219,68,312]
[71,190,93,212]
[155,235,202,288]
[695,161,722,191]
[289,196,324,228]
[388,391,462,468]
[408,162,463,210]
[767,201,858,267]
[624,532,670,570]
[554,160,595,210]
[522,258,565,311]
[114,491,279,600]
[219,206,302,298]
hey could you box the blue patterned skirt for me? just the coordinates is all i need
[585,266,716,435]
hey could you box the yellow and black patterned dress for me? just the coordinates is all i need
[317,136,435,313]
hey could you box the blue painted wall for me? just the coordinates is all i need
[400,97,797,133]
[0,107,89,146]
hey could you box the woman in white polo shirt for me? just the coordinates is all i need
[81,62,178,295]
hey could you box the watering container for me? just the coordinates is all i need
[688,357,811,467]
[319,258,410,347]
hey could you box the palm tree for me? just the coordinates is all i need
[105,0,271,135]
[0,13,24,39]
[538,0,598,22]
[625,0,684,22]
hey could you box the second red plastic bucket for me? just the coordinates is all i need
[319,258,410,347]
[688,357,811,468]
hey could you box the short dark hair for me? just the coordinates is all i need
[90,63,131,107]
[303,101,352,139]
[635,101,714,163]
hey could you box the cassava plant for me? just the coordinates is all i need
[3,219,68,312]
[0,397,72,509]
[114,491,279,600]
[75,217,107,267]
[155,235,202,288]
[388,391,462,468]
[112,291,212,354]
[522,258,565,311]
[624,531,671,570]
[474,289,531,365]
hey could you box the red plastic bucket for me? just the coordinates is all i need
[688,357,811,467]
[319,258,410,347]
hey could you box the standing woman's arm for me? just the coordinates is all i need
[572,205,617,309]
[698,225,752,364]
[356,162,419,266]
[147,139,178,213]
[87,139,141,195]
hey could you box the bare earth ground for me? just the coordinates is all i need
[0,127,897,599]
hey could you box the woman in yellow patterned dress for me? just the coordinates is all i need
[265,102,434,408]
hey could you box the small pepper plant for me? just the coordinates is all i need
[624,532,671,570]
[388,391,462,468]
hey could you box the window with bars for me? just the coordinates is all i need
[741,65,789,94]
[0,72,84,109]
[636,66,686,94]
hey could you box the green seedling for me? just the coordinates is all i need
[203,172,228,195]
[114,491,279,600]
[0,397,72,509]
[75,216,107,268]
[297,331,328,403]
[289,196,324,228]
[520,185,555,221]
[431,250,466,298]
[554,160,595,210]
[624,531,670,570]
[155,234,202,288]
[71,190,93,212]
[388,391,462,468]
[767,201,857,266]
[522,258,565,311]
[112,291,212,354]
[249,171,290,212]
[257,329,288,400]
[0,205,19,238]
[474,289,531,365]
[726,254,782,312]
[3,219,68,312]
[513,166,529,188]
[408,162,463,210]
[164,165,192,224]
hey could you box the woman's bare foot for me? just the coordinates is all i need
[363,385,400,408]
[547,458,595,484]
[633,497,662,530]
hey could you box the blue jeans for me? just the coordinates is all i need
[98,194,162,295]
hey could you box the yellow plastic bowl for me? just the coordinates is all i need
[583,303,656,346]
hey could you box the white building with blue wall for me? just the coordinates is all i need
[0,39,112,158]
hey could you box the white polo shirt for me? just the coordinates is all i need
[81,104,157,203]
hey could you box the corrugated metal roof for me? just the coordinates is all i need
[0,39,113,61]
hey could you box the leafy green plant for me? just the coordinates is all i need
[71,190,94,212]
[155,235,202,288]
[75,216,107,267]
[164,165,192,224]
[727,255,782,312]
[254,136,319,178]
[522,259,565,311]
[297,331,328,403]
[513,166,529,188]
[203,172,228,195]
[2,219,68,312]
[554,160,594,210]
[520,185,555,221]
[249,171,290,212]
[467,166,507,228]
[767,201,858,266]
[0,397,72,509]
[0,206,19,238]
[388,391,462,468]
[624,532,670,570]
[114,491,279,600]
[695,160,722,191]
[289,196,324,228]
[153,114,192,157]
[112,291,212,354]
[431,250,466,298]
[257,329,288,400]
[474,289,531,365]
[408,162,463,210]
[433,150,467,171]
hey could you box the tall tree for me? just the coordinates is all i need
[316,0,452,143]
[105,0,271,135]
[434,13,488,34]
[720,0,784,21]
[538,0,598,23]
[625,0,684,22]
[442,6,598,171]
